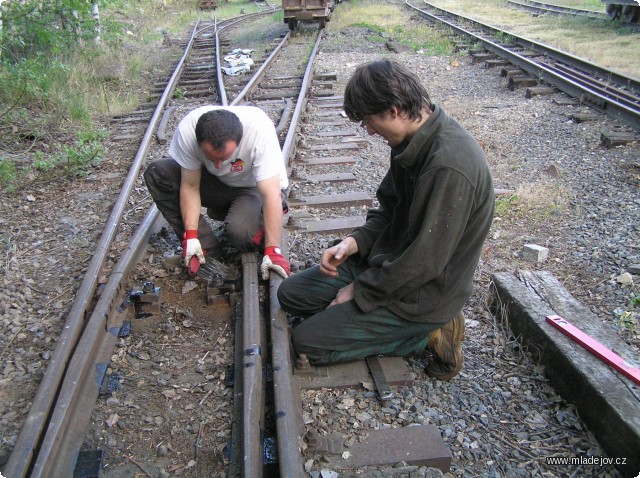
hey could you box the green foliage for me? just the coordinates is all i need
[61,128,107,175]
[0,57,66,109]
[0,126,106,192]
[494,31,515,45]
[1,0,100,62]
[614,303,639,343]
[33,152,57,172]
[173,87,185,99]
[494,194,519,217]
[0,158,19,192]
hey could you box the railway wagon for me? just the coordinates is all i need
[282,0,332,30]
[602,0,640,22]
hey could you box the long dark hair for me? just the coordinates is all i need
[343,59,432,123]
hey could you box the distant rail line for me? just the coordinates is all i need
[409,1,640,131]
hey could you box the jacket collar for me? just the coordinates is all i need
[392,104,442,169]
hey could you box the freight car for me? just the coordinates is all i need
[282,0,332,30]
[602,0,640,22]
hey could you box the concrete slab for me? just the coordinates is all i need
[491,270,640,478]
[289,192,372,209]
[289,216,365,234]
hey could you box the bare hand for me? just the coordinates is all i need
[329,282,355,307]
[320,238,356,278]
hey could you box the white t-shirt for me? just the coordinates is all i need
[168,105,288,189]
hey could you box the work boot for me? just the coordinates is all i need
[426,311,465,381]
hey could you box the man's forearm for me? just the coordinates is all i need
[257,176,284,249]
[262,199,282,248]
[180,186,201,232]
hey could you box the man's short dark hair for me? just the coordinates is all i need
[195,109,243,149]
[343,59,432,123]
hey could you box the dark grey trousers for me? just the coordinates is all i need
[277,261,442,365]
[144,158,263,252]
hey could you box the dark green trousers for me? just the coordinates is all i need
[277,262,442,365]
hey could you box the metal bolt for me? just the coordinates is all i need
[296,353,310,371]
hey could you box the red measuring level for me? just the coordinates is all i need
[546,315,640,386]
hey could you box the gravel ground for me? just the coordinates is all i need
[285,21,639,478]
[1,3,639,477]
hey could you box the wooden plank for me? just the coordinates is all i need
[295,357,412,389]
[298,156,356,166]
[308,137,367,147]
[288,216,366,234]
[501,68,527,78]
[262,81,303,89]
[470,53,494,63]
[251,91,298,100]
[601,131,639,148]
[553,97,579,106]
[289,192,372,208]
[314,71,337,81]
[325,425,451,471]
[311,90,336,98]
[307,142,359,151]
[313,102,343,108]
[314,130,358,137]
[303,172,357,183]
[312,81,334,88]
[268,75,303,81]
[525,86,559,98]
[570,112,601,123]
[484,59,510,68]
[311,95,344,102]
[315,121,348,127]
[509,77,538,89]
[492,270,640,477]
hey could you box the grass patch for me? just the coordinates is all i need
[1,0,260,194]
[615,292,640,344]
[328,0,455,55]
[494,180,567,220]
[426,0,640,78]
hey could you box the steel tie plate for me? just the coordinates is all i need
[365,356,394,400]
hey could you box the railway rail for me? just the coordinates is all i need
[2,9,299,477]
[2,2,639,477]
[507,0,640,24]
[507,0,611,21]
[407,1,640,132]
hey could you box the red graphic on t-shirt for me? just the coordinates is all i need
[230,158,244,173]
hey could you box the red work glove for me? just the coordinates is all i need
[260,246,290,280]
[182,230,206,273]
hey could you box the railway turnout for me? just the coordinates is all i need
[2,3,639,478]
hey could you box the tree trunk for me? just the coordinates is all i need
[92,3,100,43]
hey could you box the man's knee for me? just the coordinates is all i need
[225,213,261,252]
[143,163,157,187]
[225,227,258,252]
[144,159,180,195]
[276,278,295,309]
[291,328,332,365]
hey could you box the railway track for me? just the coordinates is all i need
[507,0,610,21]
[2,10,301,477]
[507,0,640,25]
[407,1,640,133]
[2,2,638,477]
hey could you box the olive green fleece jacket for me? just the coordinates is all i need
[349,104,494,323]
